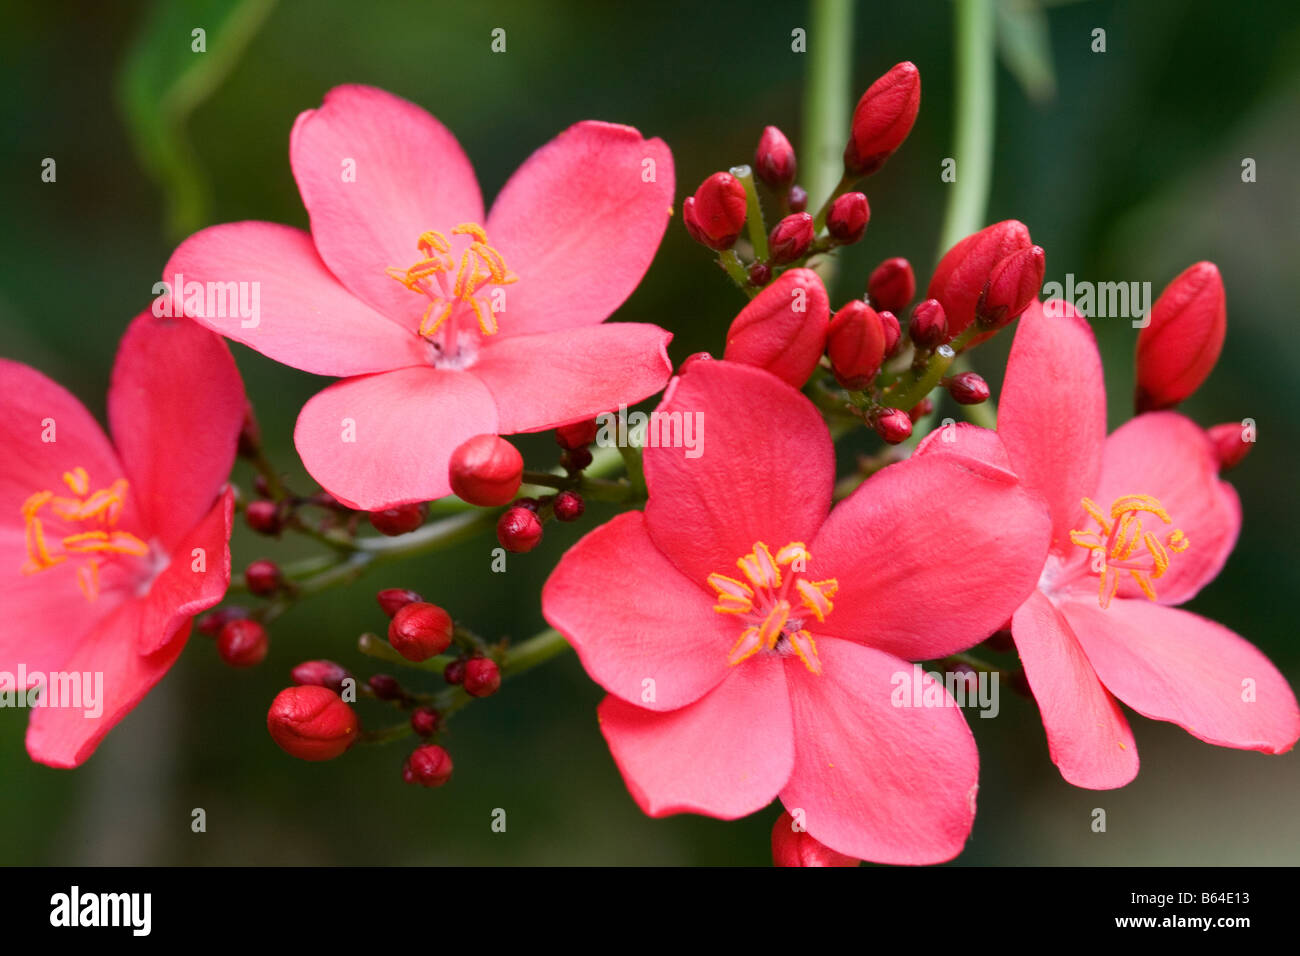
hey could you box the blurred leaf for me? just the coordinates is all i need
[117,0,276,241]
[996,0,1057,103]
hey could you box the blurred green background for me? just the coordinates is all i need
[1,0,1298,865]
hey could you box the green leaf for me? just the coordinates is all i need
[996,0,1057,104]
[116,0,276,241]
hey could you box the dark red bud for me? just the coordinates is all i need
[237,400,261,458]
[388,602,454,662]
[947,371,991,405]
[403,744,454,787]
[368,502,426,536]
[244,559,282,596]
[747,262,772,287]
[826,300,886,390]
[562,447,593,473]
[497,506,543,553]
[867,257,916,315]
[290,659,352,694]
[692,171,747,247]
[198,605,249,637]
[928,220,1033,337]
[368,674,404,701]
[826,192,870,244]
[754,125,798,190]
[555,419,599,450]
[376,587,423,618]
[218,619,269,668]
[463,658,502,698]
[410,707,440,737]
[878,310,902,358]
[244,499,282,536]
[844,61,921,176]
[909,298,948,349]
[873,407,913,444]
[553,490,585,522]
[443,659,467,686]
[267,685,359,762]
[768,212,815,265]
[976,245,1045,330]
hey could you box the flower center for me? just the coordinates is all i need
[20,466,149,601]
[385,223,517,344]
[1068,493,1189,609]
[707,541,838,675]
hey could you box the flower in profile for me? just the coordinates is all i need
[543,361,1050,863]
[0,312,244,767]
[166,85,676,510]
[919,300,1300,788]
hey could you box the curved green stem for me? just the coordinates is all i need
[801,0,854,284]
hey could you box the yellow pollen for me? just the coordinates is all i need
[386,223,517,339]
[708,541,837,675]
[1069,494,1189,609]
[20,468,148,602]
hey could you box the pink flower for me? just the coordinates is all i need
[165,85,676,509]
[542,361,1050,863]
[0,313,244,767]
[920,301,1300,788]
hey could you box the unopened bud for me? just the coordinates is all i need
[909,298,948,350]
[947,371,990,405]
[691,171,747,248]
[1135,262,1226,412]
[267,685,358,761]
[867,257,915,315]
[368,502,426,536]
[844,61,921,176]
[376,587,423,618]
[787,185,808,213]
[768,212,815,264]
[218,619,269,668]
[754,125,797,190]
[449,434,524,507]
[291,659,352,694]
[928,220,1032,337]
[555,419,599,450]
[498,506,543,553]
[826,192,870,244]
[553,490,585,522]
[403,744,454,787]
[878,310,902,358]
[463,658,502,698]
[410,706,440,737]
[873,407,913,444]
[244,499,282,536]
[388,602,454,662]
[826,301,886,390]
[975,245,1045,330]
[723,267,830,388]
[244,558,282,596]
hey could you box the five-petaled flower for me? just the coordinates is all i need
[165,84,676,509]
[918,301,1300,788]
[0,312,244,767]
[543,360,1051,863]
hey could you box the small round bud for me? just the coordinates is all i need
[388,601,454,662]
[771,810,860,867]
[449,434,524,506]
[368,674,404,701]
[787,185,808,213]
[237,400,261,458]
[244,559,282,597]
[1206,422,1253,472]
[291,659,352,694]
[844,61,921,176]
[908,299,948,350]
[562,447,593,473]
[947,371,991,405]
[747,262,772,287]
[218,619,269,668]
[555,419,599,451]
[878,310,902,358]
[376,587,424,618]
[768,212,815,265]
[244,499,282,536]
[410,707,440,737]
[514,496,539,512]
[754,125,797,190]
[826,192,870,244]
[553,490,585,522]
[692,171,747,248]
[867,257,915,315]
[368,502,426,536]
[403,744,454,787]
[463,658,502,698]
[268,685,359,762]
[908,397,934,423]
[443,659,467,686]
[497,506,543,553]
[198,606,248,637]
[826,300,886,390]
[873,408,913,445]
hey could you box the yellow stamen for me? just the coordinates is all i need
[1070,493,1189,609]
[387,223,517,340]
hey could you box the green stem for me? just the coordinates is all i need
[936,0,996,260]
[502,628,570,677]
[733,165,769,261]
[801,0,854,283]
[718,249,756,296]
[887,345,955,411]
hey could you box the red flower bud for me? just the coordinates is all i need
[908,397,934,423]
[368,503,426,536]
[826,192,870,244]
[747,262,772,287]
[410,706,440,737]
[198,605,248,636]
[555,419,599,450]
[244,558,281,596]
[928,220,1032,337]
[873,407,913,444]
[754,125,797,190]
[291,659,352,694]
[403,744,454,787]
[768,212,815,264]
[681,196,708,246]
[463,658,502,698]
[448,434,523,507]
[267,685,358,762]
[976,245,1045,330]
[368,674,404,700]
[244,499,282,536]
[692,171,747,248]
[218,619,269,668]
[553,490,585,522]
[498,506,543,553]
[868,257,916,315]
[443,659,467,685]
[909,298,948,350]
[388,601,454,662]
[376,587,423,618]
[723,267,830,388]
[771,811,860,867]
[787,185,808,213]
[844,61,921,176]
[947,371,991,405]
[878,309,902,357]
[826,301,886,390]
[237,399,261,458]
[1135,262,1226,412]
[1206,421,1254,471]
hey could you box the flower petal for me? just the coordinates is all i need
[293,367,498,510]
[543,512,733,711]
[597,655,793,820]
[780,639,978,865]
[108,312,244,552]
[1012,589,1139,789]
[1064,597,1300,754]
[486,121,674,335]
[290,84,484,324]
[24,598,189,768]
[164,222,431,375]
[999,300,1107,550]
[136,489,234,656]
[642,360,834,586]
[470,323,672,434]
[810,452,1050,661]
[1090,411,1240,606]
